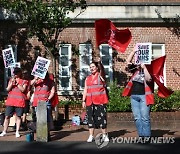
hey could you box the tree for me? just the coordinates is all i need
[0,0,87,79]
[155,8,180,39]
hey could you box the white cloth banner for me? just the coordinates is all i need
[31,56,51,79]
[134,42,152,64]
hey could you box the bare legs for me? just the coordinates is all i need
[0,116,21,137]
[2,116,10,133]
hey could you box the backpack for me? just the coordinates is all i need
[72,115,80,126]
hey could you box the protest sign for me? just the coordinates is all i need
[2,47,16,68]
[13,62,21,68]
[134,42,152,64]
[31,56,51,79]
[10,62,21,76]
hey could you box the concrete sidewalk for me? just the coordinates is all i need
[0,120,180,142]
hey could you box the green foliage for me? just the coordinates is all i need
[57,82,180,112]
[58,100,81,107]
[151,90,180,112]
[107,80,131,112]
[106,80,180,112]
[0,100,5,107]
[0,0,87,57]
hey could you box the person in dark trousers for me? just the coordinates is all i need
[21,70,31,130]
[0,67,28,138]
[82,58,109,143]
[30,73,55,132]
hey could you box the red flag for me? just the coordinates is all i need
[154,75,173,98]
[95,19,132,53]
[146,56,173,98]
[95,19,111,47]
[108,23,132,53]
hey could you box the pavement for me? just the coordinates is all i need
[0,120,180,154]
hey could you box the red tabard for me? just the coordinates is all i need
[23,80,30,100]
[6,79,27,107]
[122,71,154,105]
[33,79,53,107]
[85,72,108,106]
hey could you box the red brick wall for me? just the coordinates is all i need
[0,26,179,97]
[60,26,180,91]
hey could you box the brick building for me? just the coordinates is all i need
[0,0,180,100]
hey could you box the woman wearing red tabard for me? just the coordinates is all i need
[31,73,55,131]
[82,58,109,143]
[0,67,28,138]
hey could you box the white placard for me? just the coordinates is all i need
[10,62,21,76]
[31,56,51,79]
[134,42,152,64]
[2,47,16,68]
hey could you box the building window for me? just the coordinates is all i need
[59,44,72,91]
[79,44,92,90]
[152,44,165,60]
[152,44,166,87]
[99,44,113,85]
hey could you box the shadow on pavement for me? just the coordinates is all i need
[151,129,178,137]
[0,138,179,154]
[50,127,88,141]
[108,129,132,138]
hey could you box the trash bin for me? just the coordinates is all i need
[26,130,34,142]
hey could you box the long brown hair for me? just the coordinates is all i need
[90,61,100,72]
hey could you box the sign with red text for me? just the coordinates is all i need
[134,42,152,64]
[2,47,16,68]
[31,56,50,79]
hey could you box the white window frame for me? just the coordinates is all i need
[4,44,17,91]
[79,43,92,90]
[99,44,113,85]
[152,44,166,88]
[58,44,72,91]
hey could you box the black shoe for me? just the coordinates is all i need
[139,136,151,144]
[143,137,151,144]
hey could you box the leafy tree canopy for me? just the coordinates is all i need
[0,0,87,57]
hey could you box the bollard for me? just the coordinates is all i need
[36,101,48,142]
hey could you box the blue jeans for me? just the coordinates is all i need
[131,95,151,137]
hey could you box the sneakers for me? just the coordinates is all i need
[87,134,109,142]
[0,131,6,137]
[15,132,21,138]
[103,134,109,142]
[0,131,21,138]
[87,135,94,143]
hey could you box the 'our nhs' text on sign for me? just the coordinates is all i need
[2,47,16,68]
[134,43,152,64]
[31,56,50,79]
